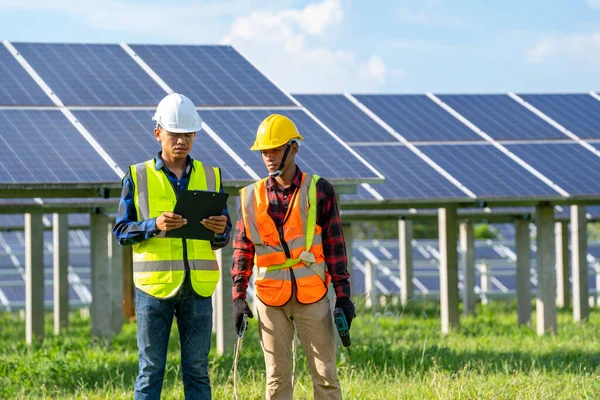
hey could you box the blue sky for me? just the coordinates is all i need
[1,0,598,94]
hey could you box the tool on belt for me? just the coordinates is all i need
[233,313,248,400]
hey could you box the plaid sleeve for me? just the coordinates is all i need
[231,200,255,301]
[316,178,351,299]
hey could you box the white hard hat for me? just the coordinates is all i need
[152,93,202,133]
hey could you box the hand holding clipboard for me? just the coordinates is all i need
[164,190,229,241]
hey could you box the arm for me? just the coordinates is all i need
[112,172,161,246]
[316,178,351,299]
[231,200,255,301]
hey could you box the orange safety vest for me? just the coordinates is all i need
[240,173,330,306]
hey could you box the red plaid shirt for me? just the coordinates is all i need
[231,166,351,301]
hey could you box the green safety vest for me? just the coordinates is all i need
[130,159,220,298]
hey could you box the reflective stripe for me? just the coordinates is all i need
[254,234,322,257]
[257,267,292,281]
[134,259,218,273]
[134,162,149,221]
[242,182,262,243]
[204,165,216,192]
[293,263,326,279]
[134,260,184,273]
[256,262,325,281]
[189,259,219,271]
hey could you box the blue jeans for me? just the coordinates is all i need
[134,274,213,400]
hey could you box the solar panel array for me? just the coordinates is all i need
[0,42,380,189]
[297,92,600,203]
[351,237,600,298]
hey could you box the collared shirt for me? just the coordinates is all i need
[113,152,232,251]
[231,166,351,301]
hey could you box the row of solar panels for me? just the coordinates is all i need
[351,238,600,297]
[1,42,600,204]
[2,228,599,309]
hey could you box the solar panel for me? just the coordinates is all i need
[200,109,380,181]
[506,143,600,196]
[417,144,561,197]
[342,144,468,199]
[438,94,565,141]
[0,110,118,183]
[129,45,295,106]
[13,43,166,106]
[353,94,481,142]
[518,94,600,140]
[0,46,53,106]
[294,94,394,143]
[71,109,253,182]
[340,184,378,201]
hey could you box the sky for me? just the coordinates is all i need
[0,0,598,94]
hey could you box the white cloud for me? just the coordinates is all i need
[395,7,472,29]
[585,0,600,9]
[222,0,400,92]
[527,33,600,64]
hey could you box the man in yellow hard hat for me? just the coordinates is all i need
[113,93,231,399]
[231,114,355,399]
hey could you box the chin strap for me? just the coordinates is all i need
[268,143,292,177]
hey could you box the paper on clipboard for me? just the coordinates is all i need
[165,190,229,241]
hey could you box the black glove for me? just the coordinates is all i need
[335,297,356,329]
[233,298,253,335]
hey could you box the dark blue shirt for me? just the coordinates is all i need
[113,152,232,251]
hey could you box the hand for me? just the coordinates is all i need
[156,212,187,231]
[335,297,356,329]
[201,215,228,234]
[233,298,253,335]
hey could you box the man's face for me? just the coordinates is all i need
[260,142,297,174]
[154,127,195,160]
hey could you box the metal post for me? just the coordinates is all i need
[108,221,123,335]
[439,206,459,334]
[364,260,376,311]
[216,196,237,355]
[121,246,135,319]
[515,219,532,326]
[53,213,69,335]
[460,221,475,315]
[555,221,570,308]
[91,213,112,340]
[480,262,489,306]
[25,213,44,344]
[399,219,413,306]
[535,204,557,335]
[571,205,589,322]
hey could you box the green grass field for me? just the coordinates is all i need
[1,300,599,399]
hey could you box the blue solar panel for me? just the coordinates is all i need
[506,143,600,196]
[341,184,378,201]
[200,109,380,181]
[130,45,295,106]
[0,110,118,183]
[438,94,565,141]
[71,110,253,182]
[353,95,481,141]
[342,144,467,199]
[294,94,394,143]
[519,94,600,140]
[418,144,561,197]
[14,43,165,106]
[0,46,52,106]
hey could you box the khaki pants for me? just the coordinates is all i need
[256,293,342,400]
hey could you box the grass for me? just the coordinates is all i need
[1,299,600,399]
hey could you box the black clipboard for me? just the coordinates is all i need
[165,190,229,241]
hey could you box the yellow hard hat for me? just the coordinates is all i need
[250,114,304,151]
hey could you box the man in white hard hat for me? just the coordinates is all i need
[113,93,231,400]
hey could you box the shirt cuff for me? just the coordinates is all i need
[146,218,161,239]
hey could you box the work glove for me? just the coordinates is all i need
[335,297,356,329]
[233,298,253,335]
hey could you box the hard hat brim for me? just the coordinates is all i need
[250,135,303,151]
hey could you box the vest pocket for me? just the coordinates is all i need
[156,200,175,214]
[136,271,173,285]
